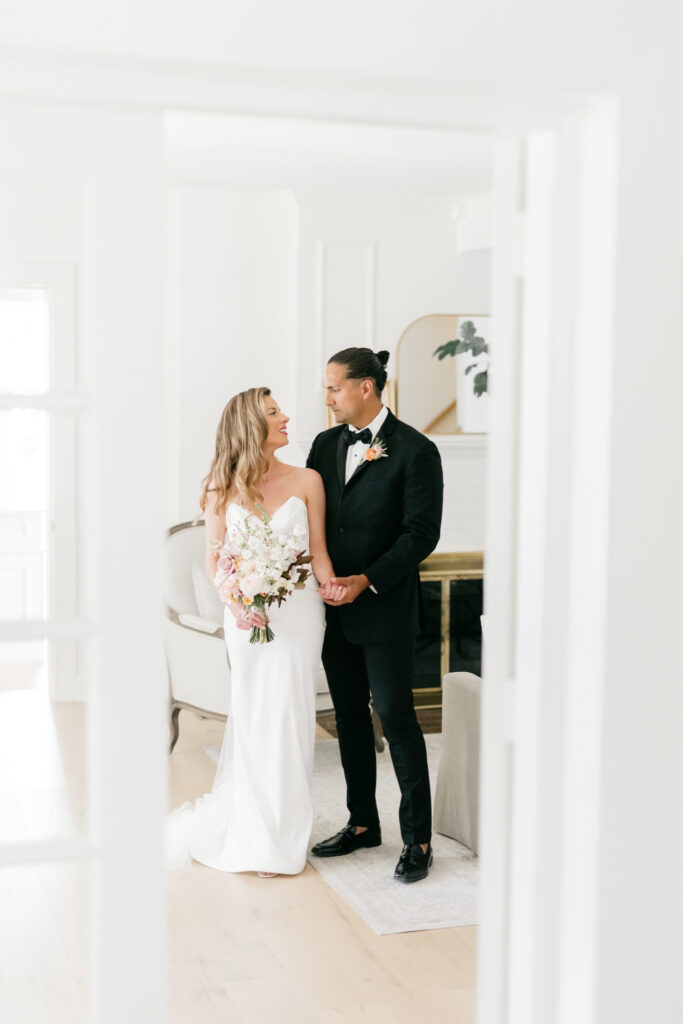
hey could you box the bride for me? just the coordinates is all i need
[166,387,345,877]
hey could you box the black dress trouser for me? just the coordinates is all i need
[321,608,432,846]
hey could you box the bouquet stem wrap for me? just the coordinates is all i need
[250,623,276,644]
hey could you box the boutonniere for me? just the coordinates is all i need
[361,437,388,463]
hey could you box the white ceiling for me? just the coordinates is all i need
[165,112,492,197]
[1,1,671,94]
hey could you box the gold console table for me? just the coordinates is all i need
[415,551,484,707]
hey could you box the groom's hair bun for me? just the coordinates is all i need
[328,346,390,397]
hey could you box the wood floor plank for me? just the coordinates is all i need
[0,689,477,1024]
[315,1003,401,1023]
[38,864,89,984]
[166,711,477,1023]
[0,935,85,1024]
[168,961,246,1024]
[222,975,322,1024]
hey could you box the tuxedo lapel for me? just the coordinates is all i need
[344,410,397,489]
[336,429,347,489]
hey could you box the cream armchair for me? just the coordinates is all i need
[433,671,481,854]
[165,520,231,752]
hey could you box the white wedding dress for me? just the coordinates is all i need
[166,496,325,875]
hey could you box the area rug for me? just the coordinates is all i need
[205,733,478,935]
[308,733,478,934]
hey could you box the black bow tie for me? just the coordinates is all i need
[343,426,373,446]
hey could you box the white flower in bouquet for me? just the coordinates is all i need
[213,501,313,644]
[241,572,269,601]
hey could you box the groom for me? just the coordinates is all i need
[307,347,443,883]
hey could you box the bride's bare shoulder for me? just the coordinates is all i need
[275,465,322,503]
[280,465,319,483]
[298,467,324,496]
[293,466,321,482]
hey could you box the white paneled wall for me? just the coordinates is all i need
[295,192,489,552]
[169,189,297,522]
[170,188,490,549]
[293,192,491,439]
[437,437,488,552]
[317,239,376,356]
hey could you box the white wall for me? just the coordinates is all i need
[171,188,491,550]
[0,184,83,264]
[293,192,490,437]
[1,1,676,92]
[595,94,683,1024]
[168,188,297,523]
[294,192,490,551]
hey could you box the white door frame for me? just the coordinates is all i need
[0,260,79,700]
[0,101,168,1024]
[0,56,619,1024]
[480,100,618,1024]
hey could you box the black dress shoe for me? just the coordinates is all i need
[394,843,433,883]
[311,824,382,858]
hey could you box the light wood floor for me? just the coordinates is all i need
[0,681,477,1024]
[0,680,88,1024]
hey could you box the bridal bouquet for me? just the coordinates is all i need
[212,504,313,644]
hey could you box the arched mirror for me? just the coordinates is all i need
[396,313,490,434]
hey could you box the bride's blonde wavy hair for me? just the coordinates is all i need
[199,387,271,519]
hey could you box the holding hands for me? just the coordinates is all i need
[231,580,362,621]
[232,579,360,622]
[319,579,348,603]
[319,574,371,606]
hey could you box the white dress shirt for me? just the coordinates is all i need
[344,405,389,484]
[344,405,389,595]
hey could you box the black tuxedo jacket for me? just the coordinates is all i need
[306,410,443,644]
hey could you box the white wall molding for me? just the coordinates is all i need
[0,48,583,132]
[429,433,488,453]
[314,238,376,383]
[454,194,493,254]
[171,188,297,520]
